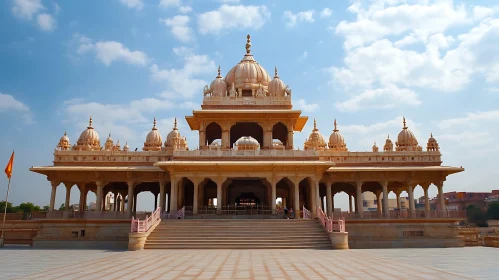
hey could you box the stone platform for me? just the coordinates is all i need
[1,247,498,279]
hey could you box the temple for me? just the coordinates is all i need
[30,35,464,221]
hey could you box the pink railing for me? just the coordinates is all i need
[303,206,312,219]
[161,207,185,220]
[130,207,161,233]
[318,208,345,232]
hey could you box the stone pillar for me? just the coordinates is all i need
[127,181,135,214]
[95,181,105,212]
[375,191,382,215]
[422,183,431,214]
[83,190,88,211]
[287,130,294,149]
[311,179,318,217]
[133,193,138,213]
[263,129,272,149]
[199,130,206,148]
[64,183,72,211]
[221,129,230,149]
[271,179,277,214]
[408,183,415,217]
[326,183,333,217]
[192,178,202,215]
[356,181,363,218]
[382,181,389,217]
[437,182,446,215]
[159,182,166,212]
[293,179,300,217]
[214,177,225,214]
[354,195,358,212]
[78,184,86,212]
[395,191,401,210]
[170,176,178,212]
[49,181,59,211]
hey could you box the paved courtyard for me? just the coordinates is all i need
[0,247,497,279]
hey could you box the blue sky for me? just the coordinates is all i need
[1,0,499,211]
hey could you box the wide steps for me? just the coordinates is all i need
[145,219,331,250]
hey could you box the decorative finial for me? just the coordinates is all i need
[217,65,221,78]
[109,133,111,137]
[152,117,157,130]
[374,141,377,146]
[333,118,338,132]
[387,134,390,139]
[245,34,251,54]
[403,116,407,129]
[64,130,67,136]
[313,119,317,130]
[430,132,433,137]
[88,116,93,128]
[274,66,278,78]
[173,117,178,130]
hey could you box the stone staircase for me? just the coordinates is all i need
[144,219,332,249]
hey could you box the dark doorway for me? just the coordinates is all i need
[206,122,222,145]
[230,122,263,148]
[272,122,288,146]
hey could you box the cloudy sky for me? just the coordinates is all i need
[1,0,499,211]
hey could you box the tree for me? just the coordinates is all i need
[58,203,66,211]
[0,201,17,213]
[42,205,49,211]
[466,205,488,227]
[16,202,42,214]
[487,202,499,220]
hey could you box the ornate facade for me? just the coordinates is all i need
[31,35,464,219]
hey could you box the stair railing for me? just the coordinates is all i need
[131,207,161,233]
[317,208,333,232]
[303,206,312,219]
[161,206,186,220]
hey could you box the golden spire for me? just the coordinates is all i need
[88,116,93,129]
[152,117,157,130]
[333,118,338,132]
[403,116,407,129]
[274,66,278,78]
[245,34,251,54]
[173,117,178,130]
[216,65,221,78]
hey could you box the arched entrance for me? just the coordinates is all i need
[206,122,222,145]
[230,123,263,148]
[272,122,288,146]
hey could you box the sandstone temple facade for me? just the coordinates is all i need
[30,35,464,219]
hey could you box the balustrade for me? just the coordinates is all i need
[131,207,161,233]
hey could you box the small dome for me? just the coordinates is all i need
[114,139,121,151]
[328,119,348,151]
[104,133,114,151]
[209,66,228,97]
[395,117,421,151]
[235,136,260,150]
[372,141,379,152]
[165,118,181,147]
[384,135,394,152]
[57,131,71,151]
[427,133,440,151]
[143,117,163,151]
[225,35,271,91]
[123,141,130,152]
[75,117,101,151]
[304,119,327,151]
[268,66,287,97]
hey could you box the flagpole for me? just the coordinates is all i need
[0,178,11,246]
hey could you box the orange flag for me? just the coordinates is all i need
[4,151,14,180]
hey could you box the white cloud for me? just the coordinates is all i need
[198,5,271,34]
[0,93,33,124]
[295,99,319,112]
[160,15,194,42]
[12,0,44,20]
[119,0,144,10]
[150,50,216,99]
[159,0,180,8]
[335,1,470,50]
[335,84,421,111]
[179,6,192,13]
[216,0,239,3]
[36,13,56,31]
[321,8,332,18]
[53,3,61,14]
[472,6,495,21]
[438,110,499,130]
[283,10,315,27]
[74,35,149,66]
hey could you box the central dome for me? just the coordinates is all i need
[224,35,271,92]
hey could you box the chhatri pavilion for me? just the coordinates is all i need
[30,35,464,219]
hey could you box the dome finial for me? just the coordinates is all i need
[274,66,278,78]
[388,134,390,139]
[313,118,317,130]
[109,133,111,137]
[217,65,221,78]
[333,118,338,132]
[403,116,407,129]
[64,130,67,136]
[245,34,251,54]
[430,132,433,137]
[152,117,157,130]
[88,116,93,129]
[173,117,178,130]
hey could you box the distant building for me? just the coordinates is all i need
[362,192,409,211]
[428,190,499,210]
